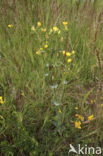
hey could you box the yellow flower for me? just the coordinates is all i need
[75,121,81,129]
[0,96,4,104]
[90,100,95,103]
[90,100,93,103]
[75,107,78,110]
[78,115,84,121]
[72,50,75,54]
[62,50,66,55]
[37,22,41,27]
[53,26,58,32]
[66,52,71,56]
[101,104,103,107]
[44,44,48,49]
[31,26,35,31]
[36,51,40,55]
[75,114,84,122]
[62,21,68,26]
[67,59,72,63]
[1,100,4,104]
[41,28,46,32]
[75,114,79,117]
[40,48,43,51]
[58,109,62,113]
[88,115,94,121]
[8,24,13,28]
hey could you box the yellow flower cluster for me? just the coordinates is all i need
[32,21,74,67]
[36,48,43,55]
[32,21,69,35]
[75,114,94,129]
[75,121,81,129]
[49,26,61,35]
[62,50,75,63]
[90,99,95,104]
[75,114,84,121]
[0,96,4,104]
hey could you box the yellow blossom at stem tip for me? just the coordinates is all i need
[75,121,81,129]
[37,22,41,27]
[58,109,62,113]
[40,48,43,51]
[62,21,68,26]
[8,24,13,28]
[66,52,71,57]
[67,59,72,63]
[62,51,66,55]
[72,50,75,54]
[53,26,58,32]
[31,26,35,31]
[75,107,78,110]
[44,44,48,49]
[78,115,84,121]
[75,114,84,122]
[0,96,4,104]
[75,114,79,117]
[88,115,94,121]
[36,51,40,55]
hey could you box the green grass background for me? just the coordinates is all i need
[0,0,103,155]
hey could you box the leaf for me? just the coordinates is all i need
[82,89,93,106]
[28,49,34,65]
[57,0,62,7]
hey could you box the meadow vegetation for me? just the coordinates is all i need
[0,0,103,155]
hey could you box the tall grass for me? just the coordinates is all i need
[0,0,103,155]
